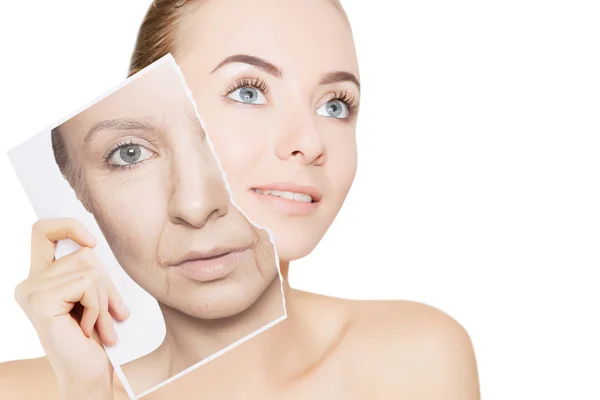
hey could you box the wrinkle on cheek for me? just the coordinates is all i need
[89,192,150,271]
[252,230,278,281]
[156,217,185,268]
[94,202,133,257]
[164,275,171,296]
[157,228,174,296]
[249,226,260,248]
[82,166,177,303]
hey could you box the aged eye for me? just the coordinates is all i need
[108,144,153,166]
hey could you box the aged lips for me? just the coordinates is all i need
[173,248,247,282]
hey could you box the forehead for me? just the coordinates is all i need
[176,0,358,77]
[60,62,194,140]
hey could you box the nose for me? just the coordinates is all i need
[275,112,326,166]
[167,144,229,228]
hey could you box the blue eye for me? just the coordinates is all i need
[107,144,153,166]
[227,86,267,105]
[316,99,349,119]
[224,77,269,105]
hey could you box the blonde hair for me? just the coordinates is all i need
[128,0,348,77]
[128,0,199,77]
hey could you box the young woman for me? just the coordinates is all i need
[1,0,480,399]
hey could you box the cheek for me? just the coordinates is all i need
[326,130,358,197]
[201,112,266,186]
[191,85,266,181]
[85,174,166,271]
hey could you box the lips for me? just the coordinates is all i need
[170,247,250,282]
[170,247,248,268]
[252,188,314,203]
[249,182,322,216]
[250,182,322,203]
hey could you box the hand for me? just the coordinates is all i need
[14,218,130,399]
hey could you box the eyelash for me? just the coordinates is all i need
[328,89,359,117]
[223,76,359,117]
[224,77,269,97]
[103,139,152,170]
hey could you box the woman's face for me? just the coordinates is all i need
[60,63,279,319]
[175,0,360,261]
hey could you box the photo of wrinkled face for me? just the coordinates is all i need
[173,0,361,262]
[53,61,281,320]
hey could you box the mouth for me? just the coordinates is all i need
[249,183,322,216]
[251,188,316,203]
[250,183,322,203]
[171,247,249,282]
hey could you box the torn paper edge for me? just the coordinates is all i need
[136,54,288,399]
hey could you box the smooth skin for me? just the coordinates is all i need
[1,0,480,398]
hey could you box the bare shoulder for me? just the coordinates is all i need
[350,299,472,337]
[0,357,60,400]
[344,299,480,399]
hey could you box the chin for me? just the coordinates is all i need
[271,230,321,262]
[175,285,269,320]
[186,303,249,320]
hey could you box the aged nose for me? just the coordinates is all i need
[167,144,229,228]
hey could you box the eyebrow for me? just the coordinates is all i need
[319,71,361,91]
[210,54,282,78]
[210,54,360,90]
[84,118,154,143]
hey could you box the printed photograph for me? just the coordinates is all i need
[8,55,286,398]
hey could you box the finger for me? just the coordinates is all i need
[13,280,31,312]
[46,246,99,278]
[94,280,119,346]
[20,274,99,340]
[30,218,96,273]
[105,278,129,321]
[15,272,86,318]
[51,248,129,321]
[72,276,100,338]
[25,269,95,308]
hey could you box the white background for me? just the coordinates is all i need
[0,1,599,399]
